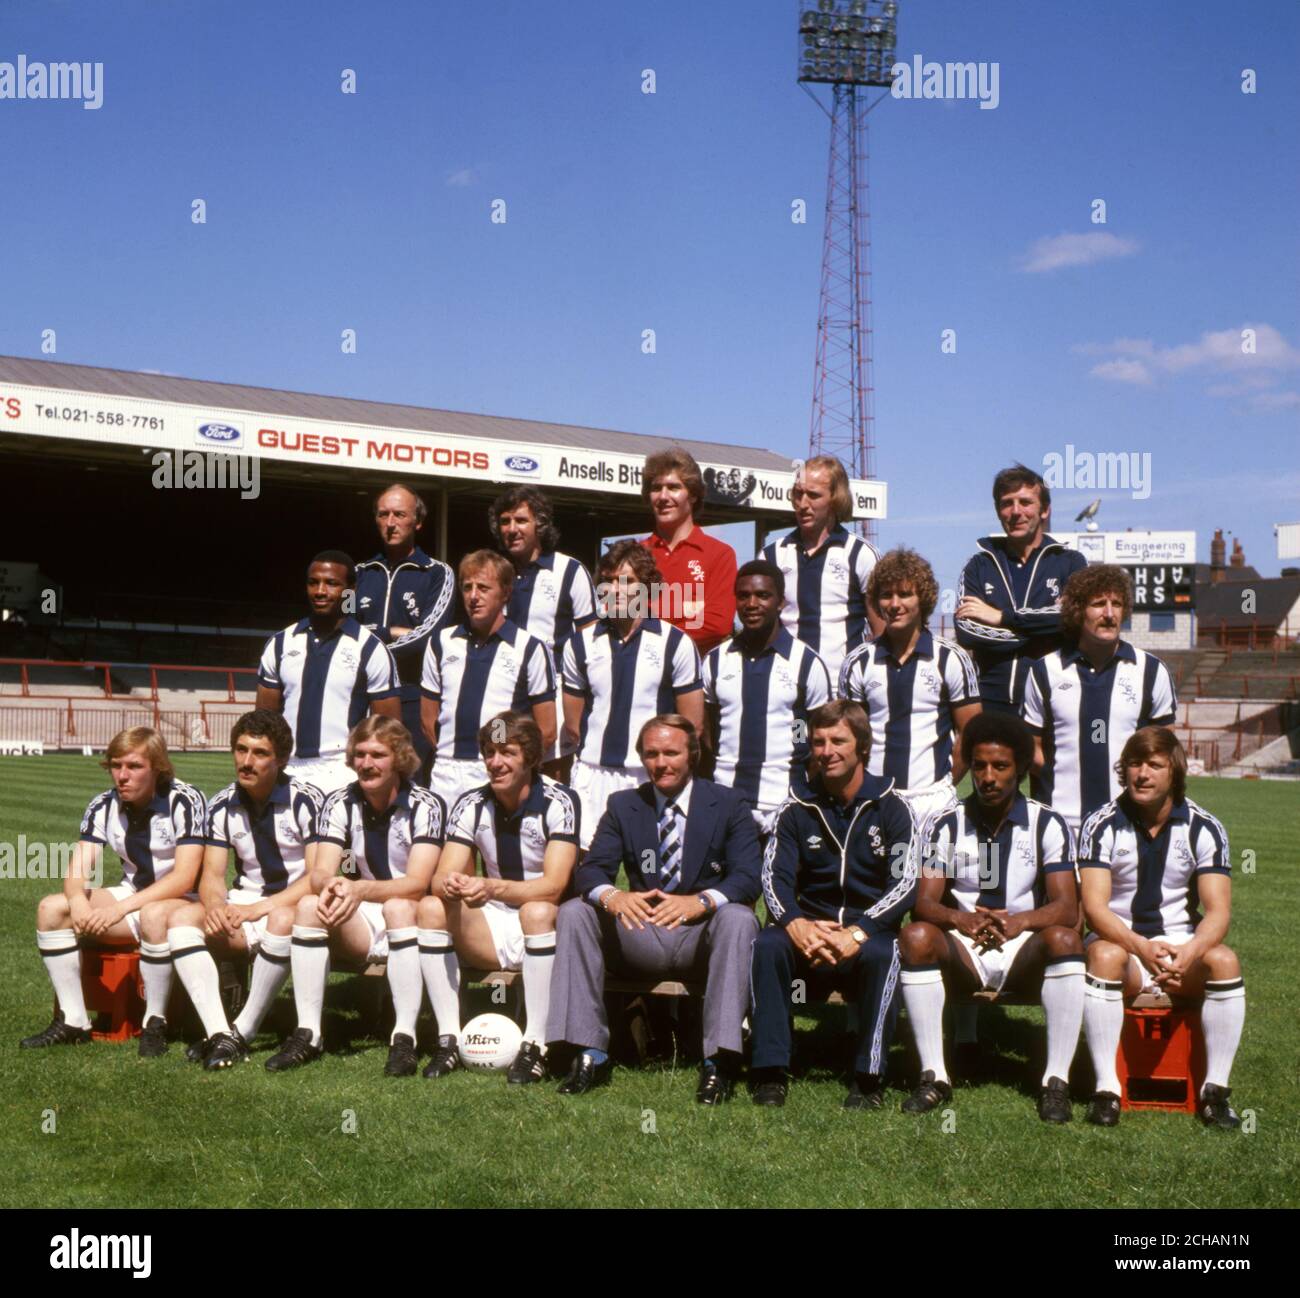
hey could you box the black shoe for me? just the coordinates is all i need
[185,1037,210,1064]
[751,1077,788,1107]
[1086,1091,1121,1127]
[902,1069,953,1114]
[203,1029,249,1071]
[506,1040,547,1086]
[696,1061,735,1106]
[137,1016,168,1058]
[422,1034,460,1080]
[843,1074,885,1111]
[384,1032,419,1078]
[265,1027,323,1073]
[20,1012,92,1049]
[1199,1083,1241,1130]
[1038,1075,1073,1124]
[557,1052,612,1095]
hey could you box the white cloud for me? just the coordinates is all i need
[1089,358,1152,385]
[446,167,478,187]
[1250,391,1300,411]
[1020,232,1139,273]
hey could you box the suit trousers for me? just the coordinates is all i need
[547,897,759,1058]
[750,924,902,1078]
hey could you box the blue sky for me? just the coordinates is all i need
[2,0,1297,596]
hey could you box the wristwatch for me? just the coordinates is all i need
[848,926,867,945]
[697,893,716,915]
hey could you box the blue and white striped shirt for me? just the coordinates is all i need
[205,775,322,896]
[840,630,979,790]
[79,779,207,890]
[315,780,446,880]
[562,618,702,770]
[1022,641,1177,831]
[926,794,1074,916]
[762,524,878,687]
[702,629,831,815]
[1078,795,1229,938]
[506,551,597,667]
[420,619,555,761]
[258,616,399,761]
[447,777,580,890]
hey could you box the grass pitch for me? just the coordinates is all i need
[1,754,1295,1209]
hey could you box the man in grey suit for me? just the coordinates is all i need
[547,714,761,1104]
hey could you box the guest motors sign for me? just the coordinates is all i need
[0,380,888,520]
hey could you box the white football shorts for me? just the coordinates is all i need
[571,758,642,850]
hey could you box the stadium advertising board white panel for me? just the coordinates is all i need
[0,382,887,520]
[1054,530,1196,564]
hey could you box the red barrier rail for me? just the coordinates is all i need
[0,658,257,702]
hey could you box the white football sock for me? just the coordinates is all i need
[521,931,556,1047]
[1040,956,1085,1086]
[1201,978,1245,1091]
[901,966,948,1083]
[38,929,90,1029]
[418,929,461,1037]
[139,940,174,1023]
[1084,974,1124,1095]
[168,926,230,1038]
[233,931,291,1039]
[386,927,422,1043]
[291,926,330,1047]
[953,1001,980,1045]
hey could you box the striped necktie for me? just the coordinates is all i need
[658,798,682,892]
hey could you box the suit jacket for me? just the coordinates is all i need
[576,777,761,905]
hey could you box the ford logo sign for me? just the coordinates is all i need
[198,422,241,443]
[504,454,538,472]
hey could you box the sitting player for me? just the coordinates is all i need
[165,710,321,1069]
[416,712,579,1084]
[264,716,444,1076]
[21,727,206,1057]
[898,711,1084,1122]
[1079,726,1245,1129]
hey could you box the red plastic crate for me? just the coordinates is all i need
[1116,1004,1206,1113]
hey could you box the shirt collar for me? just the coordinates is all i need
[654,778,693,818]
[1120,793,1190,828]
[363,545,433,571]
[782,522,850,551]
[801,769,894,809]
[1061,639,1137,669]
[362,779,411,821]
[644,530,702,553]
[453,617,519,645]
[727,626,795,659]
[594,617,660,640]
[495,777,548,821]
[238,772,292,813]
[964,791,1030,832]
[293,615,361,640]
[874,627,934,664]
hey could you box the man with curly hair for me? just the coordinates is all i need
[1022,564,1177,837]
[840,548,981,835]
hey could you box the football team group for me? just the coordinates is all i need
[20,452,1246,1129]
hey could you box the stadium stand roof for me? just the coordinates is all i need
[1196,574,1300,629]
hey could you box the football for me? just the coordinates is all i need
[457,1013,524,1070]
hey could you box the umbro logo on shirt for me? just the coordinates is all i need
[285,649,302,659]
[806,835,822,850]
[1058,681,1073,691]
[983,583,995,595]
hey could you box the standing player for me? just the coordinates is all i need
[416,713,580,1084]
[420,550,556,810]
[1022,565,1177,839]
[256,551,401,795]
[165,710,321,1069]
[701,559,831,835]
[640,448,737,654]
[563,540,704,849]
[956,464,1087,713]
[356,484,458,765]
[1079,727,1245,1129]
[897,712,1084,1123]
[490,486,597,765]
[20,728,206,1058]
[750,701,920,1110]
[762,455,882,688]
[840,548,981,836]
[264,717,444,1076]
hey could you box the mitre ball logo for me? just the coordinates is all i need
[457,1012,523,1070]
